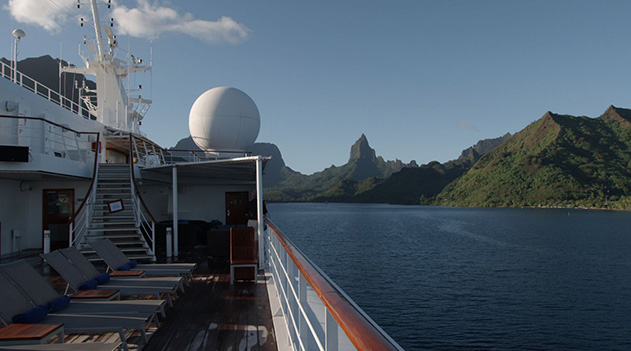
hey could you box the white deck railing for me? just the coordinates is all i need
[265,220,404,351]
[0,114,97,164]
[0,60,95,120]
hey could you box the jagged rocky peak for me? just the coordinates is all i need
[458,133,511,161]
[349,134,377,162]
[600,105,631,125]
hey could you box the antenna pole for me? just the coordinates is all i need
[89,0,105,59]
[59,41,62,94]
[150,40,153,100]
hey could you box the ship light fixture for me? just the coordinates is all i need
[12,29,26,83]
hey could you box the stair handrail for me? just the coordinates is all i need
[129,134,158,260]
[68,132,101,247]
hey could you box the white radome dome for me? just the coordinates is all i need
[189,87,260,152]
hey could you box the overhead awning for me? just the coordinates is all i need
[139,156,270,186]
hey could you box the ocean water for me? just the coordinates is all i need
[266,203,631,351]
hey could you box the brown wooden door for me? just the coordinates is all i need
[225,192,249,225]
[43,189,74,251]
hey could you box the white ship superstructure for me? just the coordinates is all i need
[0,1,403,350]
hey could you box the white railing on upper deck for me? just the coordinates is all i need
[164,149,252,164]
[0,60,95,120]
[265,219,404,351]
[0,114,97,164]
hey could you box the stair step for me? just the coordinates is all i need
[91,214,135,218]
[97,184,131,188]
[83,239,145,246]
[88,227,139,233]
[94,202,133,207]
[85,235,143,240]
[90,221,136,226]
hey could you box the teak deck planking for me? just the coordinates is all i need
[7,248,277,351]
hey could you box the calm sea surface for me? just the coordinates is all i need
[266,203,631,350]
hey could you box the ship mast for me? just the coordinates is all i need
[61,0,152,133]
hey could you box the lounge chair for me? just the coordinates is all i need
[0,272,153,351]
[88,239,196,282]
[42,251,177,307]
[59,247,184,294]
[0,260,166,320]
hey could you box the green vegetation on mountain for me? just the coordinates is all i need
[436,106,631,209]
[308,161,470,204]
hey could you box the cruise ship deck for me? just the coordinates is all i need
[4,248,277,351]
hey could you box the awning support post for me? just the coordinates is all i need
[172,165,179,258]
[256,156,264,269]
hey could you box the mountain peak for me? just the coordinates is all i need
[349,134,376,162]
[600,105,631,125]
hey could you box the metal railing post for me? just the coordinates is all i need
[68,223,74,248]
[325,310,338,350]
[43,230,51,254]
[151,221,156,261]
[166,227,173,258]
[298,274,309,350]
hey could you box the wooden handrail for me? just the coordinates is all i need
[68,132,100,226]
[266,219,401,351]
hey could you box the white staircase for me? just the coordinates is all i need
[79,163,154,261]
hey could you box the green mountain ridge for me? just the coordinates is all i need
[436,105,631,209]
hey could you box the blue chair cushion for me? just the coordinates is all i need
[47,296,71,312]
[12,305,48,324]
[129,260,138,268]
[95,272,111,285]
[79,279,98,290]
[118,264,131,271]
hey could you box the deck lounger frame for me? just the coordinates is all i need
[42,251,176,308]
[88,239,195,283]
[0,260,166,320]
[0,272,153,351]
[59,247,184,295]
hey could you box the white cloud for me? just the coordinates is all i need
[6,0,76,32]
[5,0,250,44]
[112,0,250,43]
[457,122,479,132]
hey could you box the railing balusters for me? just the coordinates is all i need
[265,220,404,351]
[0,60,95,120]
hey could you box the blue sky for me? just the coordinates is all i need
[3,0,631,174]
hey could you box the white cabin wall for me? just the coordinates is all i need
[0,178,89,255]
[168,185,254,223]
[139,184,254,223]
[0,179,32,255]
[138,184,170,221]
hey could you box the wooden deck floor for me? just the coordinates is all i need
[5,248,278,351]
[142,255,277,351]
